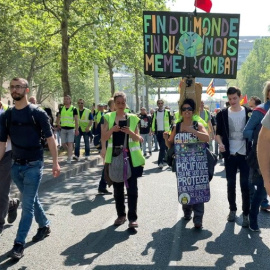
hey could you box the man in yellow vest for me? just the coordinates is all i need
[56,95,79,163]
[151,99,172,168]
[199,101,214,150]
[74,99,93,161]
[0,100,20,235]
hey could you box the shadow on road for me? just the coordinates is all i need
[61,225,131,267]
[206,222,270,269]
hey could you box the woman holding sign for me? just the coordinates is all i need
[164,98,209,228]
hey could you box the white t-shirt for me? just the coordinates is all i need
[156,111,164,131]
[228,107,246,155]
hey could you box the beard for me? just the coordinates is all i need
[11,91,25,101]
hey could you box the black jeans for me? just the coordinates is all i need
[113,175,138,221]
[224,154,250,216]
[156,131,167,165]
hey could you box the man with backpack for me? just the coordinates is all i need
[0,77,60,260]
[243,82,270,231]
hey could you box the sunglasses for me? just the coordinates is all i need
[181,107,193,112]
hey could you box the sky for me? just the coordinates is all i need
[167,0,270,36]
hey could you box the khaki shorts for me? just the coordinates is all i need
[61,128,75,144]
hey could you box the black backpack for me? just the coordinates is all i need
[5,105,46,149]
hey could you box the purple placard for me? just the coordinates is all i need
[174,132,210,205]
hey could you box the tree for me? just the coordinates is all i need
[236,37,270,100]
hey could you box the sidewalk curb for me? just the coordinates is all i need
[10,154,103,198]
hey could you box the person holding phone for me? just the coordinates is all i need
[101,92,145,229]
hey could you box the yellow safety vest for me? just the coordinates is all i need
[95,111,103,124]
[202,109,209,123]
[104,112,145,167]
[2,103,8,111]
[174,112,208,128]
[152,110,170,132]
[78,108,91,132]
[124,108,131,113]
[60,106,75,128]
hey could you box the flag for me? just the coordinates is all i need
[194,0,212,13]
[206,79,215,97]
[240,94,248,105]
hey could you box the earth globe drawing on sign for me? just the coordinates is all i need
[179,193,191,205]
[175,28,207,69]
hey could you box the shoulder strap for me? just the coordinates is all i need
[193,121,199,131]
[176,122,181,133]
[254,107,267,115]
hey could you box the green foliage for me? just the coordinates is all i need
[0,0,167,106]
[236,37,270,101]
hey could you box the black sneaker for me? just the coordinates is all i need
[8,198,20,224]
[9,242,24,260]
[98,189,112,195]
[32,226,51,242]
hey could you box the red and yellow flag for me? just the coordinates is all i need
[240,94,248,105]
[206,79,215,97]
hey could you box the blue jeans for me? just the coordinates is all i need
[249,171,266,228]
[74,131,90,157]
[11,160,49,245]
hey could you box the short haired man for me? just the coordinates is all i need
[216,87,251,227]
[56,95,79,163]
[200,101,214,149]
[151,99,171,168]
[0,77,60,259]
[139,107,152,156]
[74,99,93,160]
[28,96,37,104]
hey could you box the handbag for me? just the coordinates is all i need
[109,133,131,186]
[206,147,218,181]
[165,122,180,169]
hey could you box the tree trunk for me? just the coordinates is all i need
[158,86,161,99]
[61,0,71,97]
[135,68,139,112]
[107,57,115,97]
[27,54,37,95]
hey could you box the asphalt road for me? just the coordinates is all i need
[1,151,270,270]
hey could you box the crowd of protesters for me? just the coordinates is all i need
[1,77,270,261]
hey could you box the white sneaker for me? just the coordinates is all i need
[85,156,90,160]
[158,163,163,169]
[73,156,80,161]
[66,158,72,164]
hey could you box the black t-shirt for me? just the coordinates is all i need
[0,105,53,160]
[139,114,152,134]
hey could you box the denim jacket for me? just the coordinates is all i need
[243,101,270,143]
